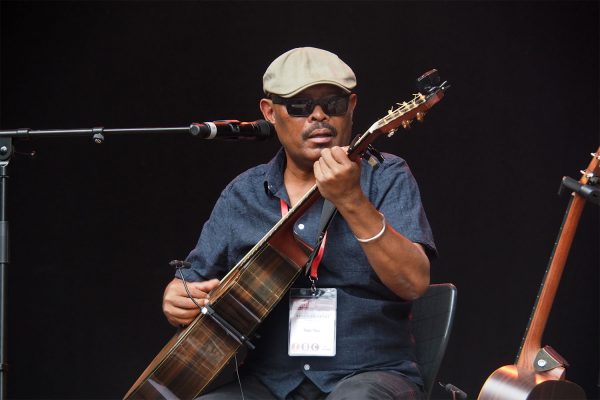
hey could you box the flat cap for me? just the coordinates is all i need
[263,47,357,98]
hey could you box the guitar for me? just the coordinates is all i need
[477,149,600,400]
[124,70,449,399]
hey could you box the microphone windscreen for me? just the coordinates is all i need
[255,119,276,139]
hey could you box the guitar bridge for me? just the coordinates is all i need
[202,305,256,350]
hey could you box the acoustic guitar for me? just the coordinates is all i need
[124,71,449,399]
[477,148,600,400]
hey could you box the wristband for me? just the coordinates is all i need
[355,212,386,243]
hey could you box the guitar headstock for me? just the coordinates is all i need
[369,69,449,136]
[348,70,449,158]
[559,147,600,205]
[579,148,600,185]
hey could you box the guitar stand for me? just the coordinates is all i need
[533,345,569,374]
[559,176,600,206]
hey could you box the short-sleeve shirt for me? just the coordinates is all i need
[181,148,437,399]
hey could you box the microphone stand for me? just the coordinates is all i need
[0,123,235,399]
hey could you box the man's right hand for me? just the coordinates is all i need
[162,277,221,327]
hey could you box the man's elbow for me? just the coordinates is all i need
[401,258,430,301]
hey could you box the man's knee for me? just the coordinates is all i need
[197,374,276,400]
[327,371,424,400]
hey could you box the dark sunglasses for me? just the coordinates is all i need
[271,94,350,117]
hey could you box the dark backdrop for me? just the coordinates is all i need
[1,1,598,399]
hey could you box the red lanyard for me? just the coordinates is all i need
[280,199,327,280]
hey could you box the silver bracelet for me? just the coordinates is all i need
[355,212,386,243]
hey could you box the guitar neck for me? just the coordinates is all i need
[515,185,588,369]
[217,183,321,285]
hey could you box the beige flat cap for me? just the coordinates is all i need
[263,47,357,98]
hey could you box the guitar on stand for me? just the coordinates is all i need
[478,147,600,400]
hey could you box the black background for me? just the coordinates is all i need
[1,1,598,399]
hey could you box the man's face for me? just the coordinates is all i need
[260,84,358,171]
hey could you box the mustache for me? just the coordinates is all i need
[301,122,338,140]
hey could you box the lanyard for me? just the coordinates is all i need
[280,199,327,281]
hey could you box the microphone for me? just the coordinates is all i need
[439,383,468,399]
[190,119,274,140]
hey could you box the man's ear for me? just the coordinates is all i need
[260,98,276,124]
[348,93,358,119]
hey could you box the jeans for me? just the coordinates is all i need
[198,371,425,400]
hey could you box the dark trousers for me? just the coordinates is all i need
[198,371,425,400]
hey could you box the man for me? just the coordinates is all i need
[162,47,436,399]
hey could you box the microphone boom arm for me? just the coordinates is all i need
[0,119,275,144]
[0,117,274,398]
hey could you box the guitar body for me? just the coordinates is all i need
[125,238,307,399]
[478,365,586,400]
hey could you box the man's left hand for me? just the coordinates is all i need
[314,146,363,208]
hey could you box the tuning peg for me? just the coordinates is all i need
[416,112,426,122]
[580,170,595,179]
[401,120,412,129]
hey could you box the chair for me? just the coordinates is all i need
[411,283,458,399]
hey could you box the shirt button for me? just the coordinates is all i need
[298,224,305,230]
[303,364,310,371]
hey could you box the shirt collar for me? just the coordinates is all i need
[263,147,289,203]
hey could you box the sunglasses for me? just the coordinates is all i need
[271,94,350,117]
